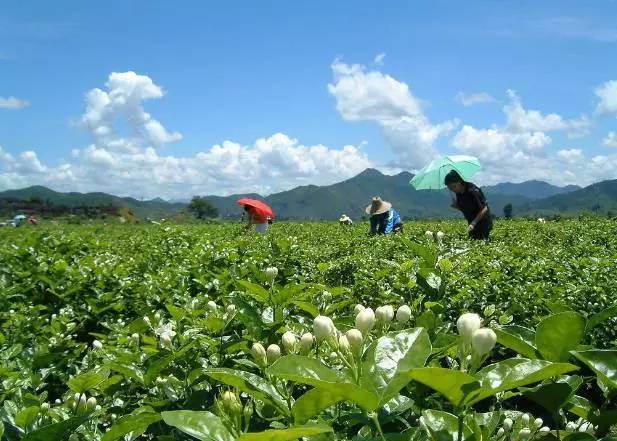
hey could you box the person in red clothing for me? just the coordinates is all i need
[243,205,269,234]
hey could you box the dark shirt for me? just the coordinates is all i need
[369,208,402,235]
[456,183,491,227]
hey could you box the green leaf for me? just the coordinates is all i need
[15,407,39,430]
[67,367,110,393]
[522,382,573,415]
[161,411,234,441]
[563,434,596,441]
[237,424,333,441]
[22,415,91,441]
[289,300,319,317]
[292,388,345,424]
[571,350,617,391]
[565,395,593,420]
[205,368,290,416]
[237,281,270,303]
[361,328,431,405]
[101,412,162,441]
[469,359,578,405]
[536,312,585,362]
[166,304,186,322]
[267,355,379,411]
[494,325,538,359]
[407,368,479,407]
[421,409,475,441]
[587,305,617,330]
[106,362,144,384]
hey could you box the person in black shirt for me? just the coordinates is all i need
[444,170,492,240]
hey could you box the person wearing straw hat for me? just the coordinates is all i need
[365,197,403,235]
[444,170,492,240]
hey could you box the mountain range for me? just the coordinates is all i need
[1,169,616,220]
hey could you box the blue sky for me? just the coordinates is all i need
[1,0,617,198]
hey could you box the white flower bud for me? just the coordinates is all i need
[396,305,412,323]
[579,422,593,433]
[226,304,236,315]
[519,428,531,440]
[251,343,267,366]
[281,331,297,353]
[41,402,50,411]
[51,314,57,320]
[502,418,513,431]
[566,422,576,431]
[338,335,350,353]
[534,418,543,428]
[92,340,103,350]
[457,313,482,344]
[329,351,337,361]
[375,305,394,324]
[266,344,281,364]
[496,428,504,437]
[86,397,97,411]
[207,301,218,312]
[313,315,336,342]
[131,333,140,342]
[355,308,376,334]
[221,391,242,416]
[346,329,363,351]
[436,231,445,241]
[160,333,173,348]
[154,312,161,321]
[265,267,278,280]
[521,413,530,426]
[425,230,434,240]
[299,333,313,354]
[54,399,61,404]
[471,328,497,356]
[143,316,151,325]
[74,393,87,411]
[539,426,550,434]
[354,304,365,314]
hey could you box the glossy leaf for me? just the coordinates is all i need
[292,388,342,424]
[22,415,91,441]
[67,367,110,393]
[407,368,480,407]
[536,312,585,362]
[571,350,617,391]
[101,412,162,441]
[494,325,538,359]
[421,409,475,441]
[237,424,333,441]
[205,368,290,416]
[161,411,234,441]
[361,328,431,405]
[267,355,379,411]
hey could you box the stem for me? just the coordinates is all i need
[370,413,387,441]
[457,411,464,441]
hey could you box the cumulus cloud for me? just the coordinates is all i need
[504,90,590,137]
[0,96,30,109]
[455,91,497,107]
[328,59,457,168]
[602,131,617,147]
[451,90,615,186]
[595,80,617,115]
[80,71,182,152]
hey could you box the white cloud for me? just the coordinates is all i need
[0,96,29,109]
[556,148,584,162]
[80,71,182,152]
[374,52,386,66]
[602,131,617,147]
[504,90,590,136]
[595,80,617,115]
[455,91,497,107]
[328,59,457,168]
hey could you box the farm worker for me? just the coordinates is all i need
[445,170,492,240]
[365,197,403,235]
[339,214,353,225]
[244,205,269,234]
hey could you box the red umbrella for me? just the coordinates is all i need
[236,198,275,219]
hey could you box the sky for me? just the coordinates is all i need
[1,0,617,199]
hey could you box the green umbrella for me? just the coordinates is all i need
[409,155,481,190]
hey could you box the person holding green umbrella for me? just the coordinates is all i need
[444,170,492,240]
[410,155,491,240]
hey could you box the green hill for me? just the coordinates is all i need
[523,179,617,216]
[484,180,580,200]
[0,185,186,219]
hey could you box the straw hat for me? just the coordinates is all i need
[365,196,392,216]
